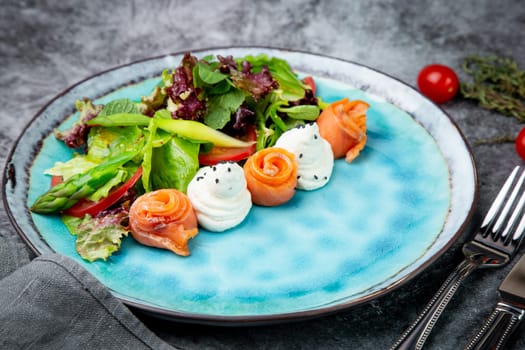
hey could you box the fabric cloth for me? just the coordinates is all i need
[0,253,176,350]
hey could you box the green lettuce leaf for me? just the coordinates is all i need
[44,153,100,180]
[87,125,145,161]
[151,136,200,192]
[141,118,157,192]
[63,212,129,262]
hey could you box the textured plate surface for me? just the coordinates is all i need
[3,47,477,325]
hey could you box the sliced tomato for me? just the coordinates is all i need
[302,76,316,95]
[198,126,257,165]
[65,166,143,218]
[51,175,63,187]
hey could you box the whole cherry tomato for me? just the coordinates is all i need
[515,127,525,160]
[417,64,459,104]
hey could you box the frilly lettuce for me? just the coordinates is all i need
[54,98,102,149]
[63,212,129,262]
[44,154,100,180]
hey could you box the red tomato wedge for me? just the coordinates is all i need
[51,175,63,187]
[302,76,316,95]
[198,126,257,165]
[65,166,143,217]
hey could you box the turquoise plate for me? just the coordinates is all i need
[3,47,477,325]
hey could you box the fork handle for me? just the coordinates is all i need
[464,302,524,350]
[390,258,479,350]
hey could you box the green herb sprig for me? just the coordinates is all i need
[460,55,525,121]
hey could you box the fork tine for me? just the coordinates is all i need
[512,201,525,241]
[501,176,525,240]
[481,166,521,234]
[495,168,525,240]
[509,170,525,241]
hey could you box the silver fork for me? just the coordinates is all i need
[391,165,525,350]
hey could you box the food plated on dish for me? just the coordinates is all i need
[3,48,476,324]
[30,52,369,261]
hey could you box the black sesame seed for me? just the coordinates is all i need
[215,178,219,184]
[227,167,231,172]
[213,166,217,171]
[314,175,318,180]
[324,176,328,180]
[314,134,318,139]
[299,153,303,158]
[297,175,301,179]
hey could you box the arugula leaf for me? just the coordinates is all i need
[267,100,288,131]
[207,79,233,95]
[204,88,245,129]
[196,61,228,85]
[98,98,140,117]
[278,105,320,120]
[63,213,129,262]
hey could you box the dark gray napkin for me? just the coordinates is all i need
[0,253,177,350]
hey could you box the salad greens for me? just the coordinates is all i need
[150,136,200,193]
[63,213,129,262]
[31,52,321,262]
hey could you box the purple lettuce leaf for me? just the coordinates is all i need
[217,55,279,100]
[166,53,206,120]
[54,98,102,149]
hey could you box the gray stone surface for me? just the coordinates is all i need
[1,0,525,348]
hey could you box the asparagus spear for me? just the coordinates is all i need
[31,151,137,214]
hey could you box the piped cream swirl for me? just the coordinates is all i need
[275,123,334,190]
[187,162,252,232]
